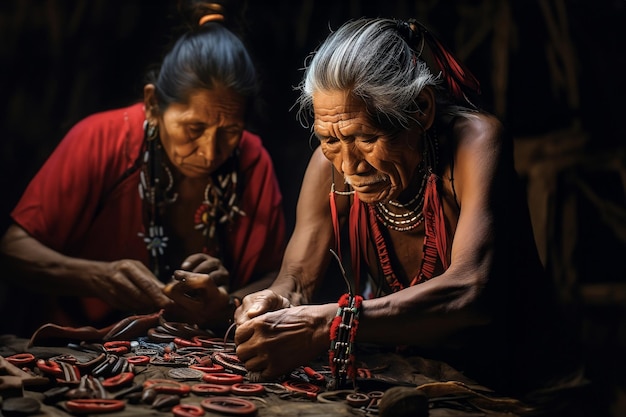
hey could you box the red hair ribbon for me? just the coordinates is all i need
[408,19,481,105]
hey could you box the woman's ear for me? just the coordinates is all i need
[414,87,435,131]
[143,84,159,120]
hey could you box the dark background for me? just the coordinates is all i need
[1,0,625,414]
[1,0,624,232]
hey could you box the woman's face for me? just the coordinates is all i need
[151,86,246,179]
[313,89,424,203]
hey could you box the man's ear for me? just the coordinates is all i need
[414,87,435,131]
[143,84,159,120]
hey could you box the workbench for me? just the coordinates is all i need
[0,328,575,417]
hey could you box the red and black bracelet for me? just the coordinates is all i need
[328,292,363,389]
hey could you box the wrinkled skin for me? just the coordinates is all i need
[0,86,249,326]
[163,253,231,326]
[233,87,506,381]
[235,292,333,380]
[0,224,173,314]
[233,88,437,379]
[145,85,246,326]
[95,259,172,313]
[144,84,246,180]
[313,89,429,204]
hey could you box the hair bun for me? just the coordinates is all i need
[177,0,248,36]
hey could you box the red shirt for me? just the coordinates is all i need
[11,102,286,325]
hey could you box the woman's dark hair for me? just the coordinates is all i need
[147,1,257,115]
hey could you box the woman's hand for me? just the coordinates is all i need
[0,224,174,314]
[163,270,230,327]
[97,259,174,313]
[180,253,229,286]
[234,303,335,381]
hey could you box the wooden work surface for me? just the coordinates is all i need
[0,334,577,416]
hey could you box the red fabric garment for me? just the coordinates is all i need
[329,189,341,261]
[367,204,405,292]
[349,196,368,295]
[11,102,286,324]
[422,172,450,272]
[335,174,450,294]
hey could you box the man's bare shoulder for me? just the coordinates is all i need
[452,112,504,151]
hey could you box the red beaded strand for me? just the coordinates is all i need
[328,293,363,389]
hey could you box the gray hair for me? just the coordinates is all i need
[295,17,473,130]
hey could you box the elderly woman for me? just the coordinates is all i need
[234,17,584,413]
[0,1,286,334]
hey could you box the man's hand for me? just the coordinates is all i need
[234,289,291,326]
[234,304,334,381]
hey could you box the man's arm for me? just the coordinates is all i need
[357,113,506,346]
[266,146,347,305]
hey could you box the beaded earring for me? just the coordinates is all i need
[143,119,159,141]
[138,119,177,278]
[138,118,245,277]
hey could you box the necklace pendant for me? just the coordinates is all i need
[138,225,169,256]
[194,203,211,236]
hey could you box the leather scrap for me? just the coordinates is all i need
[28,310,164,347]
[0,356,49,393]
[416,380,536,415]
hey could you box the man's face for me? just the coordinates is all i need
[312,89,423,204]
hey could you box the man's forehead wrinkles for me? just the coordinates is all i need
[337,119,357,135]
[317,108,358,119]
[317,110,362,123]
